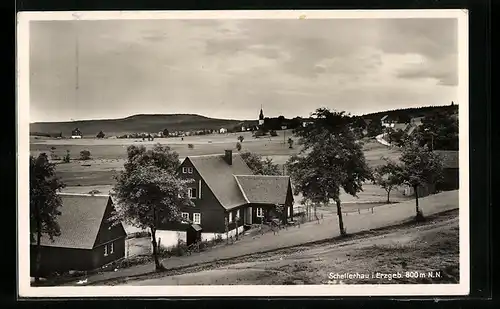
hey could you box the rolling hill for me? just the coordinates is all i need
[30,114,258,137]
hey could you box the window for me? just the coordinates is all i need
[229,212,233,222]
[188,188,197,199]
[236,209,240,220]
[187,167,193,174]
[104,242,113,256]
[193,213,201,224]
[287,207,291,217]
[104,245,108,256]
[182,167,188,174]
[256,207,264,218]
[181,212,189,223]
[110,242,114,254]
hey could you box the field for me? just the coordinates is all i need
[30,131,403,203]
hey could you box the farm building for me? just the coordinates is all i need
[402,150,459,197]
[30,194,127,277]
[434,150,459,191]
[71,128,82,139]
[219,128,228,134]
[154,150,294,248]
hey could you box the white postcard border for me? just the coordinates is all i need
[17,9,470,297]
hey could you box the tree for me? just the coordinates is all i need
[96,131,105,139]
[288,138,294,149]
[286,108,373,236]
[111,145,193,271]
[274,204,287,226]
[372,158,403,203]
[398,141,444,218]
[163,128,169,137]
[62,150,70,163]
[79,150,91,160]
[389,129,406,147]
[237,135,244,143]
[30,153,66,282]
[236,142,242,151]
[417,111,458,150]
[367,119,383,137]
[240,151,281,176]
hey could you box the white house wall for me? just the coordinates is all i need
[154,226,245,250]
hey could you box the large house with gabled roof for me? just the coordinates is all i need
[30,194,127,277]
[154,150,294,248]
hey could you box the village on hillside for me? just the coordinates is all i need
[24,14,464,292]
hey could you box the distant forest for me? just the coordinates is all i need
[361,104,458,122]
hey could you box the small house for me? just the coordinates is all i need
[30,194,127,277]
[219,128,228,134]
[71,128,82,139]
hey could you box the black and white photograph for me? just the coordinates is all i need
[17,10,469,297]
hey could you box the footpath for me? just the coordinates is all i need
[375,134,391,147]
[66,190,459,286]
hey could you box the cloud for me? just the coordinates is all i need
[28,18,459,122]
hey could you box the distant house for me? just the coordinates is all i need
[381,115,396,128]
[302,121,314,127]
[281,125,288,130]
[154,150,294,249]
[219,128,228,134]
[241,126,246,132]
[434,150,459,191]
[30,194,127,277]
[71,128,82,139]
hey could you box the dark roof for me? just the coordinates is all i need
[234,175,291,205]
[187,154,253,210]
[434,150,459,169]
[35,194,112,249]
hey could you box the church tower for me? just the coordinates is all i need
[258,105,265,126]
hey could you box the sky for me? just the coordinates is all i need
[29,18,458,122]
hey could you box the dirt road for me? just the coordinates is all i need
[121,210,459,286]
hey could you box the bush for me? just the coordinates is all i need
[187,144,194,149]
[236,142,242,151]
[80,150,91,160]
[62,150,70,163]
[167,240,189,256]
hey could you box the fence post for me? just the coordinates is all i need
[371,207,374,214]
[358,208,360,214]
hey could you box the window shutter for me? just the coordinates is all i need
[199,180,202,198]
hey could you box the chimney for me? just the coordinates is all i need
[224,149,232,165]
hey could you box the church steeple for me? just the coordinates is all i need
[258,105,265,126]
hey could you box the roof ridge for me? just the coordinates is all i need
[234,174,289,178]
[233,175,250,204]
[188,153,242,159]
[57,192,110,197]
